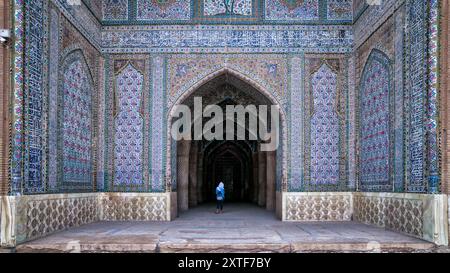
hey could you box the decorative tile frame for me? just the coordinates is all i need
[352,0,367,22]
[11,0,26,194]
[357,49,395,192]
[136,0,191,22]
[102,0,129,21]
[150,56,167,192]
[96,57,107,192]
[5,0,444,200]
[165,62,289,193]
[82,0,103,21]
[426,0,440,193]
[48,4,61,192]
[57,14,102,193]
[303,55,348,192]
[99,0,353,25]
[51,0,102,50]
[347,53,357,190]
[327,0,353,21]
[101,24,354,54]
[194,0,261,23]
[404,0,430,193]
[288,55,304,191]
[264,0,321,22]
[10,1,104,195]
[166,54,289,109]
[23,0,49,194]
[393,5,405,192]
[113,64,145,187]
[57,49,97,192]
[105,54,152,192]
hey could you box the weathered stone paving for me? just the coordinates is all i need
[15,204,439,253]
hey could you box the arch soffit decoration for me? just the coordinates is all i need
[169,66,287,118]
[60,44,96,86]
[359,48,393,96]
[60,47,95,89]
[168,67,288,143]
[358,46,393,85]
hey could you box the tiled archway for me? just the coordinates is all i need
[166,67,289,194]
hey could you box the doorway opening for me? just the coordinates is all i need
[170,72,284,215]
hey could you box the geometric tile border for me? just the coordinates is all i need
[101,25,353,54]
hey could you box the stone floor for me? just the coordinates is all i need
[14,203,439,253]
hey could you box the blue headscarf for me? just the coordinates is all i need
[216,182,225,199]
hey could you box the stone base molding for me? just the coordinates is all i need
[353,193,448,246]
[1,193,99,247]
[99,193,173,221]
[1,192,448,247]
[281,192,448,246]
[282,192,353,222]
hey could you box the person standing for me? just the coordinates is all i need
[215,182,225,214]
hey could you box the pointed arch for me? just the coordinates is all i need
[358,49,394,192]
[309,63,340,186]
[58,49,95,191]
[166,67,288,192]
[113,63,145,187]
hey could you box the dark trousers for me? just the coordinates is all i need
[216,199,223,210]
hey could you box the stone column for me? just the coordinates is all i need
[197,151,204,203]
[266,151,276,211]
[252,152,259,204]
[177,140,191,211]
[257,146,266,207]
[189,141,198,207]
